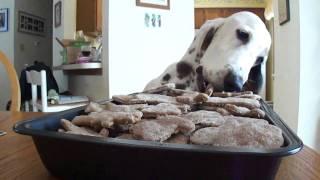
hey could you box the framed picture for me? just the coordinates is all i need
[18,11,46,36]
[55,1,62,28]
[136,0,170,10]
[0,8,9,32]
[278,0,290,25]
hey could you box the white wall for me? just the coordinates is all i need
[298,0,320,152]
[0,0,15,110]
[52,0,76,93]
[14,0,53,75]
[273,0,300,132]
[107,0,195,96]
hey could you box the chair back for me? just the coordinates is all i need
[0,50,21,111]
[26,70,48,112]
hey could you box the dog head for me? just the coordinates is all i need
[199,11,271,92]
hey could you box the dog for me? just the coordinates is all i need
[145,12,271,94]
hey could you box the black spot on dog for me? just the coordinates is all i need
[196,66,203,74]
[197,52,203,57]
[195,52,203,63]
[196,66,207,92]
[177,62,193,79]
[162,73,171,81]
[176,83,187,90]
[186,80,190,86]
[193,36,197,42]
[201,27,215,51]
[188,47,196,54]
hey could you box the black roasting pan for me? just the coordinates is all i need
[14,100,303,180]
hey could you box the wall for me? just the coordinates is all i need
[273,0,300,132]
[107,0,195,96]
[14,0,52,75]
[0,0,15,110]
[298,0,320,152]
[52,0,77,93]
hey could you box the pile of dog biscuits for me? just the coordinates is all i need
[58,84,284,149]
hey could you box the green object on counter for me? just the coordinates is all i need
[60,49,67,64]
[70,41,91,48]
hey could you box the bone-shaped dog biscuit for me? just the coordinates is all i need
[182,110,224,127]
[224,104,265,119]
[112,93,177,105]
[141,103,182,118]
[204,97,261,109]
[190,120,283,148]
[130,116,195,142]
[72,111,143,129]
[61,119,103,137]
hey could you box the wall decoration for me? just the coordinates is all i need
[0,8,9,32]
[136,0,170,10]
[278,0,290,25]
[144,13,150,27]
[151,14,156,27]
[18,11,46,36]
[195,0,266,8]
[144,13,162,28]
[55,1,62,28]
[157,15,161,27]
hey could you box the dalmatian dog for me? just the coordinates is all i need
[145,11,271,94]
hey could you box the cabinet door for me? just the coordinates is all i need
[77,0,97,32]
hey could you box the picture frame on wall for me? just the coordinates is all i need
[136,0,170,10]
[55,1,62,28]
[18,11,46,36]
[278,0,290,25]
[0,8,9,32]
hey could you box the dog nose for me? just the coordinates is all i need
[236,29,250,44]
[224,72,243,92]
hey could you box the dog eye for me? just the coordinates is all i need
[236,29,250,44]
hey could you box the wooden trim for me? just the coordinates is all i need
[195,8,265,29]
[136,0,170,10]
[0,51,21,111]
[96,0,102,32]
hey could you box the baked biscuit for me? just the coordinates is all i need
[190,119,283,148]
[141,103,182,118]
[130,116,195,142]
[182,110,224,127]
[203,97,261,109]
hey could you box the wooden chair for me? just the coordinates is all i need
[0,51,21,112]
[26,70,88,112]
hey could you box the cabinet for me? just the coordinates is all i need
[77,0,102,32]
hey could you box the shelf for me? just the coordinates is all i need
[53,62,102,70]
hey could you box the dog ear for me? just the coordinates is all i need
[201,27,215,52]
[199,18,224,52]
[242,57,265,94]
[192,18,224,63]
